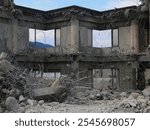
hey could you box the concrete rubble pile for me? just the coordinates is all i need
[0,52,150,113]
[0,52,32,112]
[0,52,71,112]
[32,75,71,102]
[114,89,150,113]
[66,86,150,113]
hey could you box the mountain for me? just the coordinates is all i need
[29,41,54,48]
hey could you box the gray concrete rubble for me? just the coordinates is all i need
[0,52,150,113]
[5,96,19,112]
[142,86,150,97]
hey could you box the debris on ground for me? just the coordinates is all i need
[0,52,150,113]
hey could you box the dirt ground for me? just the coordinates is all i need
[21,89,150,113]
[24,100,127,113]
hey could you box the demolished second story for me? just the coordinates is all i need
[0,1,149,56]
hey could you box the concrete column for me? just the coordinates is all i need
[11,18,18,53]
[70,56,79,82]
[131,20,139,54]
[70,18,79,53]
[0,0,4,6]
[119,63,137,91]
[2,0,13,7]
[149,2,150,45]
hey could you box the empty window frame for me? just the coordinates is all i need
[33,71,61,79]
[93,68,119,89]
[92,29,119,48]
[43,72,61,79]
[93,29,112,48]
[29,28,60,48]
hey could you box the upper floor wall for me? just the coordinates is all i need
[0,4,149,55]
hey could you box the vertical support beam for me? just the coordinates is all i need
[3,0,13,7]
[117,69,120,90]
[11,18,18,53]
[70,18,79,53]
[111,68,114,89]
[70,55,79,81]
[131,20,139,54]
[89,69,93,88]
[0,0,4,6]
[149,1,150,44]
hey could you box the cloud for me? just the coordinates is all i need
[102,0,141,10]
[93,30,112,48]
[29,29,55,46]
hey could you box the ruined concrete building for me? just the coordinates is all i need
[0,0,149,91]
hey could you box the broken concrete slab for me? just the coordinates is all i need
[89,94,95,100]
[27,99,34,106]
[0,85,2,90]
[0,75,4,81]
[5,96,19,112]
[128,92,140,99]
[0,71,5,76]
[33,76,69,102]
[19,95,25,102]
[144,106,150,113]
[38,100,44,105]
[32,87,55,99]
[142,86,150,97]
[18,107,26,113]
[128,99,138,107]
[95,93,103,100]
[0,107,2,113]
[93,78,112,90]
[9,88,21,98]
[120,92,127,98]
[0,59,15,73]
[33,85,68,102]
[137,95,145,100]
[0,52,8,60]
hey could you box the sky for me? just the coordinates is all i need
[14,0,141,11]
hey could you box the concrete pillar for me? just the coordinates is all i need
[11,18,18,53]
[131,20,139,54]
[141,0,149,11]
[70,18,79,53]
[0,0,4,6]
[149,2,150,45]
[119,63,137,91]
[0,0,13,7]
[70,56,79,82]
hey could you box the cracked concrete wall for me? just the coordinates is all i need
[17,26,29,53]
[0,20,12,52]
[0,18,18,53]
[61,26,71,53]
[78,61,137,90]
[11,18,18,53]
[80,27,92,47]
[119,62,137,91]
[0,19,28,54]
[70,19,79,53]
[118,21,139,54]
[0,1,4,6]
[79,63,93,87]
[0,0,13,7]
[79,23,139,55]
[119,26,132,54]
